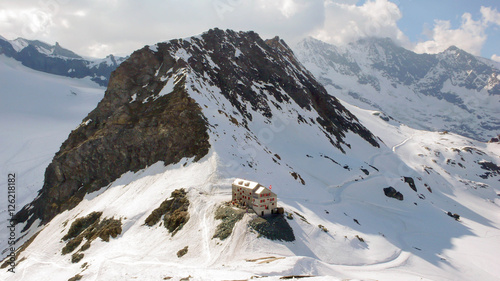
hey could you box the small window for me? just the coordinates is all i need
[244,182,250,186]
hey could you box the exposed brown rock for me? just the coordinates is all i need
[15,45,209,230]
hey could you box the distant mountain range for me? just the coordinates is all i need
[294,37,500,141]
[0,36,126,86]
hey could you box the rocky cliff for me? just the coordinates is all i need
[15,28,379,231]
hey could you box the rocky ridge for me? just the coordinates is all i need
[0,37,126,86]
[15,28,379,232]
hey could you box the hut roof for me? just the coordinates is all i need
[233,178,260,190]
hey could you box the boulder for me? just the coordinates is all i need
[384,187,404,200]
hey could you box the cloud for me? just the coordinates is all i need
[491,54,500,63]
[0,1,498,59]
[0,8,55,39]
[414,6,500,55]
[481,6,500,25]
[312,0,410,47]
[0,0,325,57]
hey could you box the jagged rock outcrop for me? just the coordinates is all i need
[403,177,417,192]
[383,186,403,201]
[15,28,379,231]
[249,214,295,242]
[15,41,210,230]
[145,189,190,235]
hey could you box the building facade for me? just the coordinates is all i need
[232,178,277,216]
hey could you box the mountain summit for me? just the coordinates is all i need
[3,30,499,281]
[15,28,379,230]
[295,37,500,141]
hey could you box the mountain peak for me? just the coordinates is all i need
[440,45,468,56]
[0,35,126,86]
[51,41,82,59]
[6,37,81,59]
[15,28,379,230]
[294,36,500,141]
[355,36,396,46]
[5,31,500,281]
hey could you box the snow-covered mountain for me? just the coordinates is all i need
[1,29,499,281]
[0,37,126,86]
[294,37,500,142]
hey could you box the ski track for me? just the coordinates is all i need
[392,134,414,153]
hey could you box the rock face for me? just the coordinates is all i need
[0,37,126,86]
[15,44,210,230]
[403,177,417,192]
[61,212,122,263]
[213,205,245,240]
[15,28,379,231]
[383,187,403,201]
[249,214,295,242]
[145,189,190,235]
[295,37,500,141]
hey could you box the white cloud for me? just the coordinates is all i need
[0,1,498,59]
[1,0,408,58]
[491,54,500,63]
[87,43,112,58]
[0,8,54,39]
[0,0,325,57]
[481,6,500,25]
[414,6,500,55]
[312,0,410,47]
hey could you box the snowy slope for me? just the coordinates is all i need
[1,31,500,281]
[0,54,104,260]
[0,55,105,205]
[294,37,500,142]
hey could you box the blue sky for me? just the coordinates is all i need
[395,0,500,59]
[0,0,498,61]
